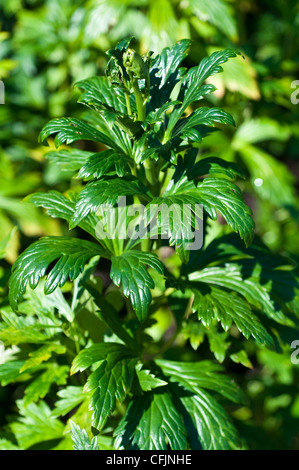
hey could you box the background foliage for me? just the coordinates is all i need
[0,0,299,450]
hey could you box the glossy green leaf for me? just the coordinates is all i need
[114,390,187,450]
[110,251,164,321]
[9,236,106,310]
[70,421,99,451]
[39,117,118,149]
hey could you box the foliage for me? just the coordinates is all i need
[1,38,299,451]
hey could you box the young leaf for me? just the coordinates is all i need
[70,421,99,451]
[136,365,168,391]
[166,49,238,137]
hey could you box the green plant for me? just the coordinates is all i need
[2,38,299,450]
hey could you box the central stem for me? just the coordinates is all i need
[128,71,145,122]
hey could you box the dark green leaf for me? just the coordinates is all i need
[9,237,106,310]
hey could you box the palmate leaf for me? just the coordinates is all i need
[26,190,100,239]
[149,39,191,108]
[70,177,151,229]
[172,106,235,140]
[114,390,187,450]
[70,421,99,451]
[189,177,254,246]
[110,251,164,322]
[45,148,93,173]
[77,149,130,180]
[38,117,118,149]
[115,359,242,450]
[165,49,239,137]
[155,360,242,450]
[9,236,106,311]
[192,285,273,346]
[185,233,299,324]
[155,359,242,403]
[71,342,137,431]
[9,400,64,450]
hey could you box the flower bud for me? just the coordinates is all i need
[123,49,149,80]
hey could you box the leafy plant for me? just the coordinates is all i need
[2,38,299,450]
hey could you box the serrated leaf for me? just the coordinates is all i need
[192,285,273,347]
[189,177,254,246]
[188,156,246,180]
[70,177,151,229]
[38,117,118,149]
[45,148,93,173]
[52,386,86,418]
[149,39,191,108]
[114,390,187,450]
[71,342,128,375]
[26,190,102,239]
[87,353,137,431]
[172,106,235,140]
[155,359,242,403]
[76,76,127,115]
[77,150,130,180]
[180,388,240,450]
[23,364,69,406]
[110,251,164,322]
[189,264,290,326]
[9,400,64,450]
[70,421,99,451]
[9,236,106,311]
[20,343,66,372]
[136,366,168,391]
[166,49,238,137]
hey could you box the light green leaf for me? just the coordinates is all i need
[9,400,64,449]
[20,344,66,373]
[136,365,168,391]
[52,386,86,418]
[70,421,99,451]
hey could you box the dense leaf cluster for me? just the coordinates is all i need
[1,37,299,450]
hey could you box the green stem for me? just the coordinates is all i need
[129,71,145,121]
[125,92,132,116]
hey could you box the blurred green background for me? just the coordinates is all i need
[0,0,299,449]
